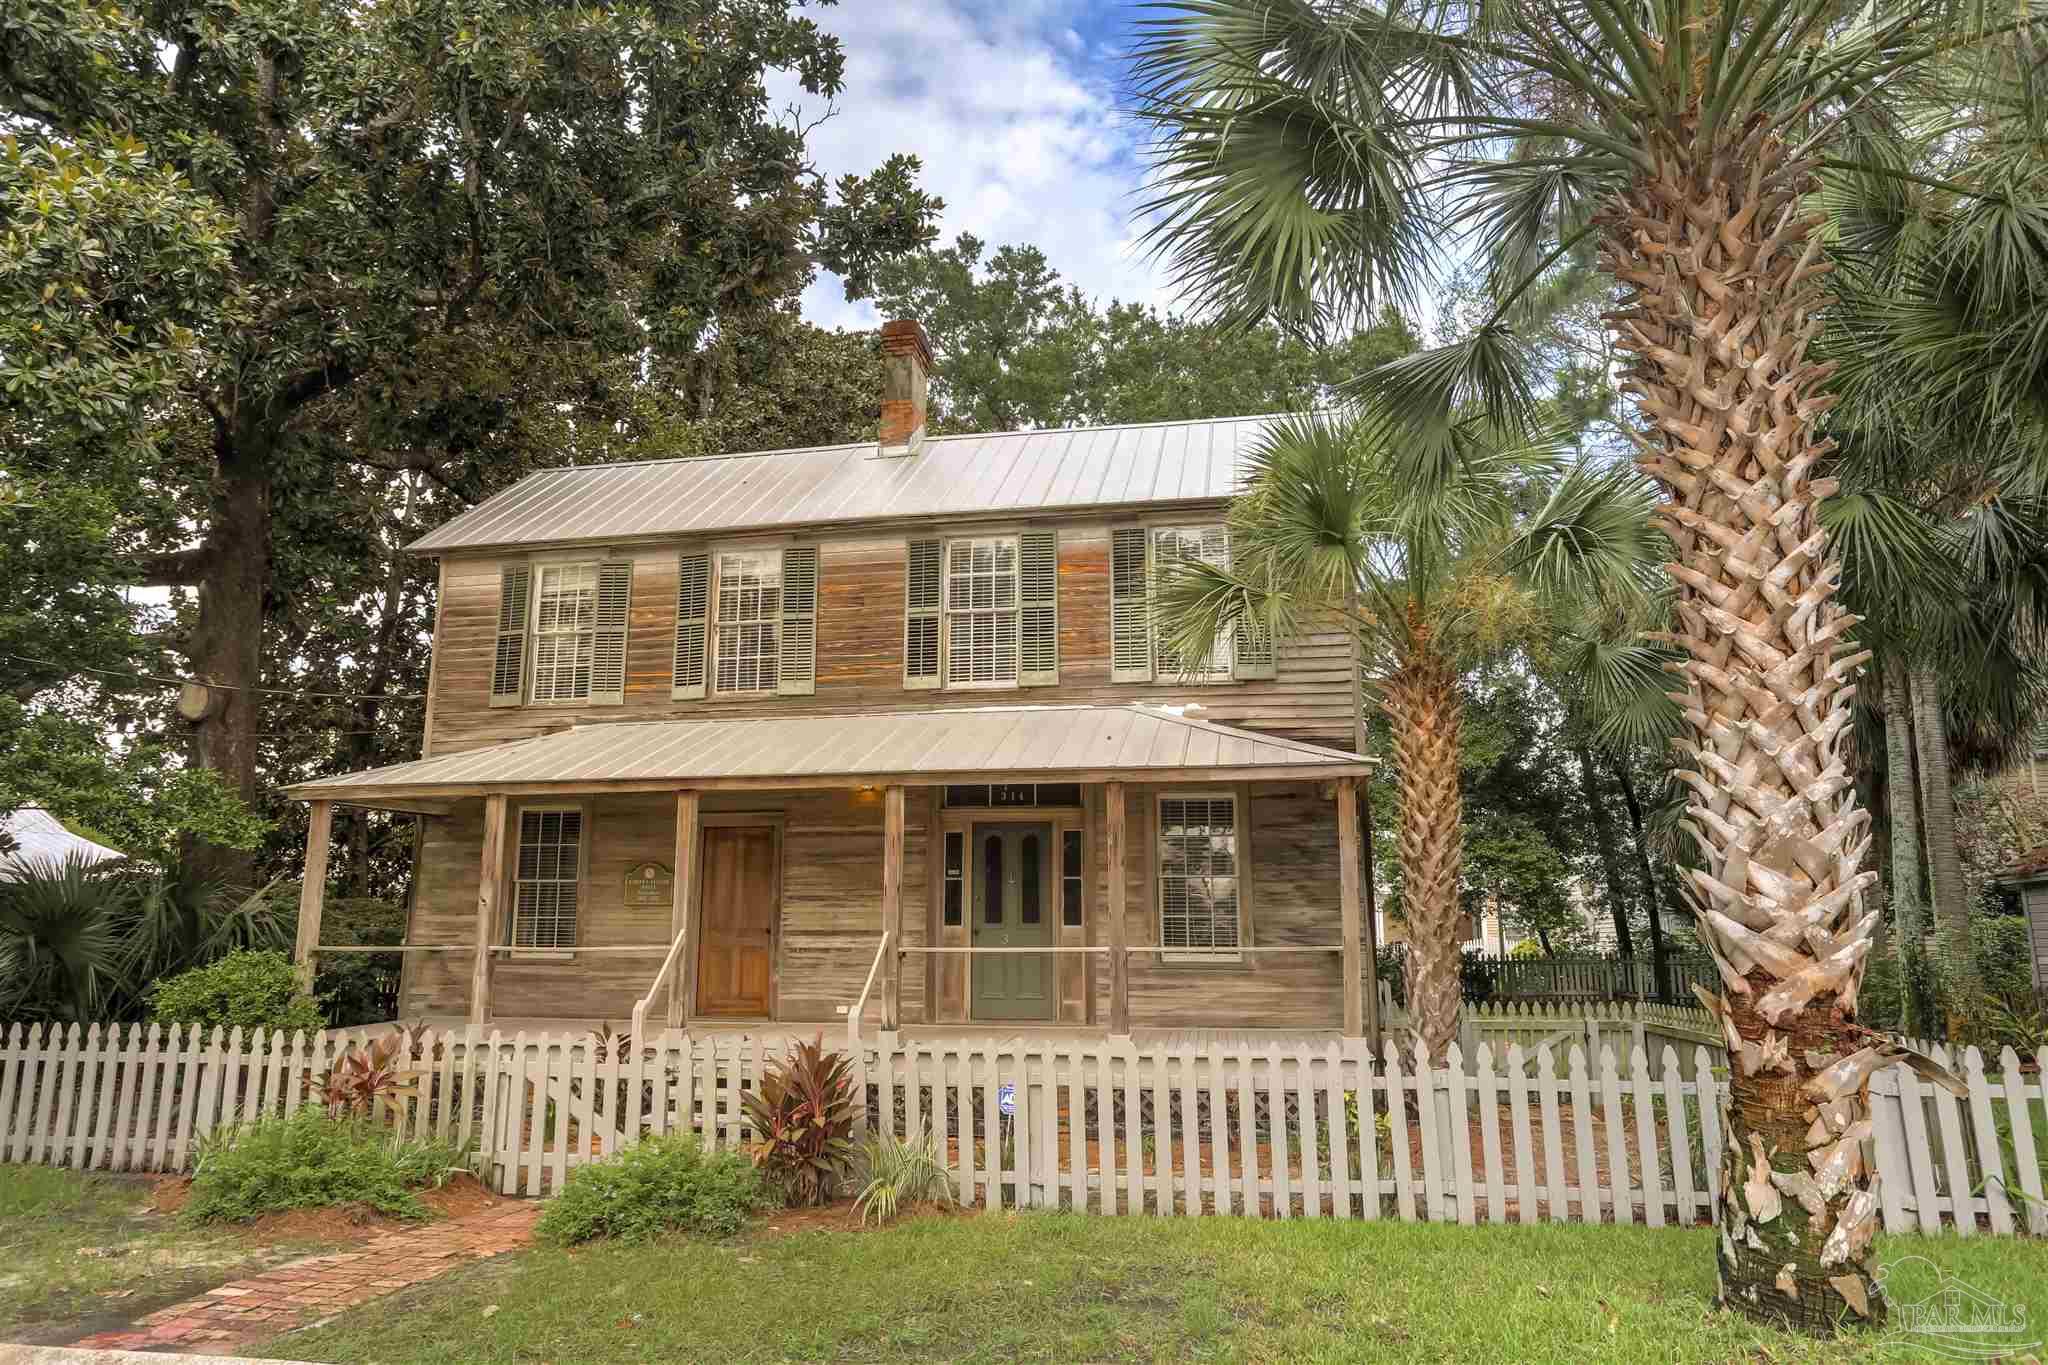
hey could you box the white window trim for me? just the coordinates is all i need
[941,533,1023,691]
[526,558,602,706]
[506,802,589,960]
[1155,789,1243,964]
[710,545,786,697]
[1150,524,1235,685]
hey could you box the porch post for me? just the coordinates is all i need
[472,793,509,1029]
[1361,774,1382,1044]
[667,789,700,1028]
[1105,780,1129,1036]
[293,800,333,993]
[881,784,906,1032]
[1336,777,1364,1038]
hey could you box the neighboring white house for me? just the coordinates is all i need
[0,808,125,881]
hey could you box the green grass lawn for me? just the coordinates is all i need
[260,1210,2048,1364]
[0,1166,337,1345]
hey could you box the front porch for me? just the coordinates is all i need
[285,704,1381,1042]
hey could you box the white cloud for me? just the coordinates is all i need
[772,1,1172,332]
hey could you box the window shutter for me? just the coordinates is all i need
[776,545,818,695]
[589,560,633,705]
[490,565,531,707]
[1233,597,1276,681]
[1109,527,1152,683]
[904,539,942,689]
[1018,530,1059,686]
[671,551,710,700]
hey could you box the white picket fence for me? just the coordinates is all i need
[1,1022,2041,1237]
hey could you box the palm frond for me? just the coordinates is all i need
[1348,322,1544,445]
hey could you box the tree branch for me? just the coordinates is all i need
[136,547,214,587]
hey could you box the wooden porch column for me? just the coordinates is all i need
[667,789,701,1028]
[881,784,906,1031]
[1105,780,1129,1036]
[1361,774,1382,1044]
[1336,777,1365,1038]
[293,800,334,992]
[472,793,509,1029]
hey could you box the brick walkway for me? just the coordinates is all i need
[71,1203,542,1355]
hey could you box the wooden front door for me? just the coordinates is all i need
[971,822,1054,1021]
[694,824,779,1017]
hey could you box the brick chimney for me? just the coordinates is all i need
[878,318,933,456]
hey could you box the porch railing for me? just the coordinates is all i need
[847,932,891,1051]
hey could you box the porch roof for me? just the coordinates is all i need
[284,704,1374,805]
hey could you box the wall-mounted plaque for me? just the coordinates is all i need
[624,861,674,908]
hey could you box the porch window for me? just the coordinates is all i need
[1061,829,1083,927]
[511,808,583,950]
[714,550,782,694]
[1157,794,1240,961]
[945,537,1019,686]
[530,563,598,702]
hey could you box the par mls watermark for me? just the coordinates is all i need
[1876,1255,2037,1361]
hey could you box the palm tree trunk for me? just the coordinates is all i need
[1882,657,1933,1034]
[1380,633,1463,1066]
[1606,115,1885,1331]
[1576,747,1635,957]
[1909,663,1968,1021]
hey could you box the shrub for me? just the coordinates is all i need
[739,1033,859,1206]
[853,1126,955,1226]
[150,949,326,1036]
[185,1107,470,1222]
[317,1030,419,1120]
[537,1133,770,1244]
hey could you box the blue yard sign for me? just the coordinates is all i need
[998,1082,1016,1116]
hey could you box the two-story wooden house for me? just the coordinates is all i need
[286,320,1380,1042]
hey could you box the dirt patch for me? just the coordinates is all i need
[149,1172,512,1245]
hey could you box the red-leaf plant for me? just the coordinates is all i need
[739,1033,859,1207]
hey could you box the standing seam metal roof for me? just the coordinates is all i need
[283,704,1373,797]
[409,413,1286,553]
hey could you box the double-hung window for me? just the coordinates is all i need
[905,531,1057,689]
[715,549,783,694]
[511,807,584,950]
[1157,794,1241,961]
[1108,524,1273,684]
[530,563,598,702]
[489,559,632,707]
[945,537,1021,687]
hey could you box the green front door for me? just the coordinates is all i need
[970,822,1055,1021]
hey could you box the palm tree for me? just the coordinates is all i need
[1131,0,2043,1330]
[1155,411,1660,1065]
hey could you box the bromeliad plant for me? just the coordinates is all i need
[1130,0,2040,1334]
[739,1033,859,1206]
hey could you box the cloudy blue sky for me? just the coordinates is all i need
[771,1,1169,330]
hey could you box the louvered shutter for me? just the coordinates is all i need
[1018,529,1059,686]
[904,539,941,689]
[589,560,633,705]
[776,545,818,695]
[489,565,531,706]
[1109,527,1152,683]
[1233,580,1276,681]
[671,551,710,700]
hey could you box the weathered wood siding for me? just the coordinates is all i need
[399,790,928,1023]
[400,781,1349,1030]
[421,520,1356,757]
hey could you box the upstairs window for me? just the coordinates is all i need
[945,537,1020,687]
[715,549,783,694]
[1109,525,1274,684]
[531,563,598,702]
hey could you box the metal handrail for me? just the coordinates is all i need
[848,932,891,1051]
